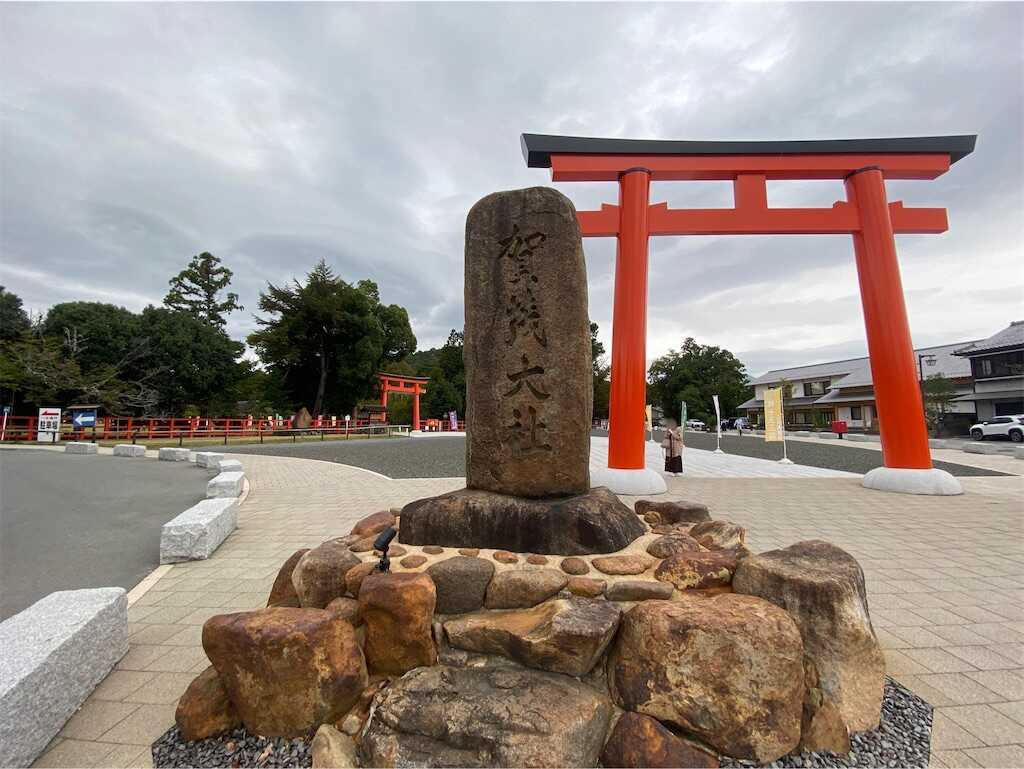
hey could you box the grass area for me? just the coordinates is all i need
[1,432,408,449]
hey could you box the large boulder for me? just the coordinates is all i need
[359,572,437,675]
[634,500,710,525]
[350,510,396,538]
[606,595,804,763]
[266,548,308,607]
[653,551,739,590]
[732,540,886,740]
[174,666,240,741]
[202,608,367,737]
[427,556,495,614]
[689,520,745,550]
[484,569,567,609]
[444,597,621,676]
[292,538,362,609]
[601,712,719,768]
[646,533,701,559]
[312,724,358,769]
[345,561,379,597]
[399,486,645,555]
[360,664,614,767]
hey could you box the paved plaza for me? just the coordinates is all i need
[16,444,1024,769]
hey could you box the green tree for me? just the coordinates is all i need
[0,333,159,413]
[0,286,31,341]
[164,252,242,327]
[248,261,416,416]
[647,338,749,426]
[41,302,143,374]
[424,375,462,418]
[135,306,245,414]
[591,322,610,420]
[922,373,958,434]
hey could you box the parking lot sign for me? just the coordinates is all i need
[37,407,61,442]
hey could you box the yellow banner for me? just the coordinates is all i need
[764,387,785,442]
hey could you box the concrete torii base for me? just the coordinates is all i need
[590,466,668,496]
[861,467,963,496]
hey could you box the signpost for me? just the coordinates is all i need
[72,409,97,429]
[37,407,61,443]
[712,395,724,454]
[764,386,793,464]
[1,405,9,442]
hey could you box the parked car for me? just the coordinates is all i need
[733,417,755,431]
[685,419,706,431]
[969,415,1024,442]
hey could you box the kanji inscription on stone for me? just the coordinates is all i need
[464,187,591,498]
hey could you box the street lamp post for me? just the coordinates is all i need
[917,354,937,387]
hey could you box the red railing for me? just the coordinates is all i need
[0,414,412,443]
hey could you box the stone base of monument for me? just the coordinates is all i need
[163,498,920,769]
[861,466,963,496]
[590,465,669,495]
[397,486,646,555]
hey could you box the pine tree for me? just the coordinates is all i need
[164,252,242,327]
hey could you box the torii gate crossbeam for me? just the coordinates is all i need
[522,133,976,496]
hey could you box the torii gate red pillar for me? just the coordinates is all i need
[377,372,428,432]
[522,133,975,496]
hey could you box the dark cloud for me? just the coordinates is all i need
[1,2,1020,374]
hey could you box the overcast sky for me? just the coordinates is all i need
[2,2,1021,376]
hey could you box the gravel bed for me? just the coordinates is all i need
[154,678,929,768]
[722,678,932,768]
[152,727,312,768]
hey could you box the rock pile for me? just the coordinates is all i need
[168,500,890,768]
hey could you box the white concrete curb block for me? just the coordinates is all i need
[158,447,191,462]
[1015,446,1024,460]
[928,438,949,450]
[207,471,245,498]
[819,432,838,439]
[0,588,128,768]
[160,498,239,563]
[845,434,870,442]
[217,459,243,473]
[113,444,147,457]
[963,442,1001,455]
[64,442,97,454]
[795,430,811,437]
[195,452,225,469]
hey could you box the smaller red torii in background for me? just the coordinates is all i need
[377,372,428,431]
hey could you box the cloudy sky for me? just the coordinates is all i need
[2,2,1021,376]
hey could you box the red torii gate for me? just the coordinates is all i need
[522,134,976,496]
[377,372,428,431]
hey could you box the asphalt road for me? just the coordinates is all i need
[223,436,468,478]
[224,431,1005,479]
[657,430,1005,477]
[0,449,207,620]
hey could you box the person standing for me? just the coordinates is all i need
[662,418,684,475]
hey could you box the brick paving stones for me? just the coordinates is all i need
[26,451,1024,768]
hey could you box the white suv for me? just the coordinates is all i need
[969,415,1024,442]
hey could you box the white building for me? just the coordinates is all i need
[739,340,978,433]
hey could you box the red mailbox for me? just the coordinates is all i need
[831,420,848,437]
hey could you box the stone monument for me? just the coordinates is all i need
[399,187,644,554]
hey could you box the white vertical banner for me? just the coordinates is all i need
[712,395,724,454]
